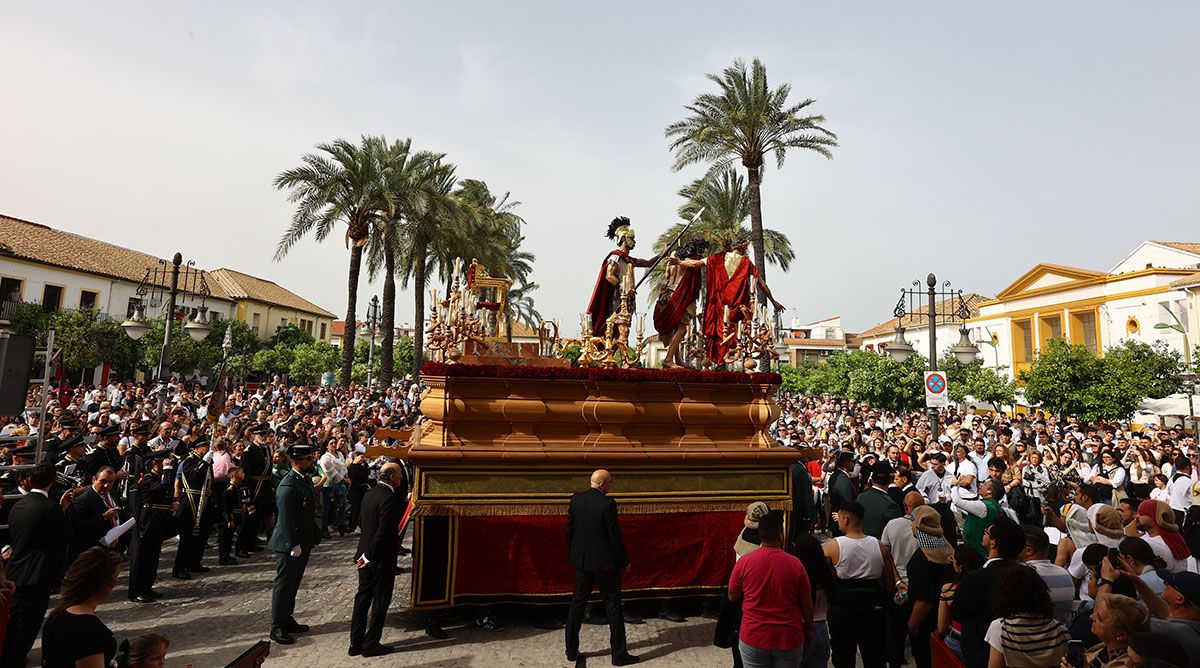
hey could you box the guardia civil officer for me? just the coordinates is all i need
[269,443,320,645]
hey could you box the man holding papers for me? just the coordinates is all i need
[65,466,127,566]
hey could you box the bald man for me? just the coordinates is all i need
[565,470,638,665]
[881,490,926,668]
[349,462,406,657]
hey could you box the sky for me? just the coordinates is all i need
[2,2,1198,333]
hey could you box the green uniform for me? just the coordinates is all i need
[268,469,319,630]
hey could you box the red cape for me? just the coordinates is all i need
[702,253,758,365]
[586,249,631,337]
[653,262,702,342]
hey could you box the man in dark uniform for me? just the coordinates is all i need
[129,450,176,602]
[120,421,153,507]
[172,438,214,579]
[53,432,89,498]
[238,423,274,554]
[0,443,40,550]
[269,443,320,645]
[349,462,406,657]
[82,423,125,482]
[565,469,638,666]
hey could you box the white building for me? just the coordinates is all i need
[966,241,1199,379]
[781,316,851,365]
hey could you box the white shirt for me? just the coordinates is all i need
[1144,534,1186,573]
[1167,473,1193,511]
[951,458,978,493]
[915,468,954,505]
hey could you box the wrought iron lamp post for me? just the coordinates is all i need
[886,274,979,441]
[121,253,213,414]
[363,295,380,388]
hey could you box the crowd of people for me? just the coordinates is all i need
[0,375,425,666]
[725,394,1200,668]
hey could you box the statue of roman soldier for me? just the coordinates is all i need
[654,238,708,368]
[585,217,658,338]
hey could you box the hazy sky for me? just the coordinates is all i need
[3,2,1198,332]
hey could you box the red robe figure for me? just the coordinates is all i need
[653,239,707,368]
[694,238,784,366]
[585,217,657,338]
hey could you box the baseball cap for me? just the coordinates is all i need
[1163,571,1200,607]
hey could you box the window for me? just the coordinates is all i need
[1012,319,1034,364]
[1038,313,1063,351]
[127,297,143,318]
[252,312,262,336]
[300,318,313,334]
[41,285,64,312]
[1069,309,1100,354]
[0,277,22,303]
[319,322,327,339]
[79,290,98,310]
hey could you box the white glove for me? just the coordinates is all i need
[289,545,302,557]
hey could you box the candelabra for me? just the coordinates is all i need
[720,293,778,372]
[425,258,488,363]
[556,264,651,368]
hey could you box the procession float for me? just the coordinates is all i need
[404,216,805,609]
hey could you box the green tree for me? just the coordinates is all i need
[1021,338,1176,422]
[139,317,222,378]
[269,323,316,348]
[666,57,837,296]
[939,353,1016,411]
[274,136,393,388]
[847,353,927,412]
[251,345,294,378]
[1103,340,1183,398]
[288,341,340,385]
[206,318,261,358]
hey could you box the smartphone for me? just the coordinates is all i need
[1067,640,1086,667]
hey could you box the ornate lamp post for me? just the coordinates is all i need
[1154,309,1196,433]
[121,253,212,414]
[886,274,979,441]
[363,295,380,388]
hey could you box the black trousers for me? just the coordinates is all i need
[1,582,52,668]
[349,559,397,649]
[829,604,886,668]
[886,598,913,668]
[348,486,367,533]
[219,519,238,560]
[272,549,310,629]
[237,511,259,552]
[129,527,164,597]
[565,568,627,658]
[910,612,936,668]
[173,526,205,574]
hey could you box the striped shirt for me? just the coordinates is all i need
[984,614,1069,668]
[1025,559,1076,626]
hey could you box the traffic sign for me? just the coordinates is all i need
[925,371,948,408]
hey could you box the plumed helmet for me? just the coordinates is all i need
[606,216,632,242]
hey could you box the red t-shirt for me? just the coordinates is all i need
[728,546,810,650]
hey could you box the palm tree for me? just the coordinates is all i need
[394,156,461,377]
[367,140,443,386]
[647,168,795,298]
[273,136,391,387]
[665,57,837,295]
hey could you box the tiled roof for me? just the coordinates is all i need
[1170,271,1200,289]
[860,293,991,338]
[0,213,232,299]
[510,321,539,338]
[208,268,335,319]
[783,338,847,347]
[1155,241,1200,255]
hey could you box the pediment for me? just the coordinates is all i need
[994,263,1106,301]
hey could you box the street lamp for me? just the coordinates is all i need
[363,295,380,388]
[1155,309,1196,432]
[121,252,212,414]
[886,273,979,441]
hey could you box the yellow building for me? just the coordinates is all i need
[207,268,336,342]
[967,241,1200,379]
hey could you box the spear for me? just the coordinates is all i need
[634,206,704,291]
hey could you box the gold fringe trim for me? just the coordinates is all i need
[412,499,792,517]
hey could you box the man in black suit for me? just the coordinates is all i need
[65,466,122,566]
[1,463,73,668]
[565,469,638,666]
[349,462,406,658]
[950,516,1025,668]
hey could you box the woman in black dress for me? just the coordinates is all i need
[40,546,120,668]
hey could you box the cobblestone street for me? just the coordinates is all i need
[29,533,728,667]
